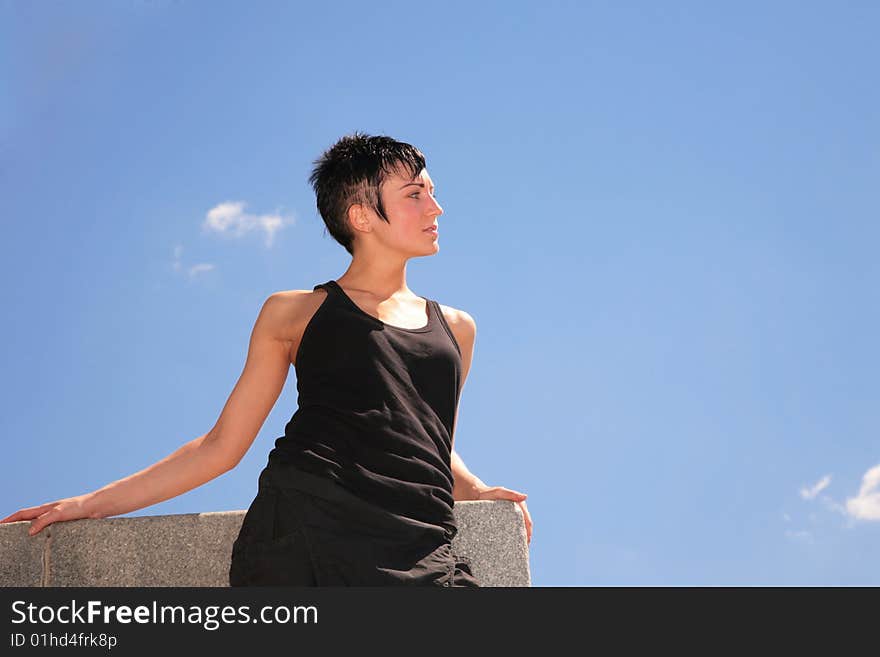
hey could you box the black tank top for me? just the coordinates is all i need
[259,280,475,585]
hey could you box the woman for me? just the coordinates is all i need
[1,132,533,586]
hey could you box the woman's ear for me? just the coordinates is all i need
[347,203,371,234]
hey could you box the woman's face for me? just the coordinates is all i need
[363,166,443,257]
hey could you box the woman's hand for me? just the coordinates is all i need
[0,494,99,537]
[474,484,533,545]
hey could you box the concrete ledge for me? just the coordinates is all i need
[0,501,530,587]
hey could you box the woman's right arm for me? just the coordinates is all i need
[1,292,299,536]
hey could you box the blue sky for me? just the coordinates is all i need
[2,0,878,585]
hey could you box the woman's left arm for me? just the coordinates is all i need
[447,308,532,544]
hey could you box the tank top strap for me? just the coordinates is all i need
[429,298,462,357]
[313,280,340,298]
[313,280,352,313]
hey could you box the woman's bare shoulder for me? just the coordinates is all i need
[269,288,328,305]
[436,303,475,329]
[259,288,328,337]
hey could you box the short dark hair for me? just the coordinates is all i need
[308,131,427,255]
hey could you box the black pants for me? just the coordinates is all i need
[229,477,479,587]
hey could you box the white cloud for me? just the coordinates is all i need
[187,263,215,277]
[800,474,831,500]
[170,244,215,280]
[845,463,880,521]
[202,201,294,248]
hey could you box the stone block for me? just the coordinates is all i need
[0,501,530,587]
